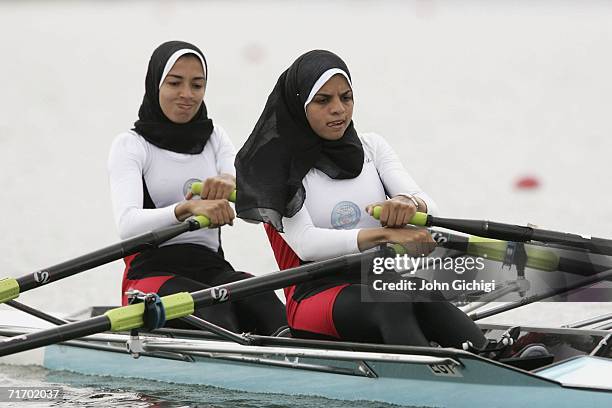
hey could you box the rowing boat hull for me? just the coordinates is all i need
[2,340,605,408]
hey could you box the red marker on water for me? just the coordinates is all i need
[515,175,541,190]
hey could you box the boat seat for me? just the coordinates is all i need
[500,343,555,370]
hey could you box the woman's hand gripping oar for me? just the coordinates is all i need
[370,205,612,257]
[0,186,236,305]
[369,205,561,272]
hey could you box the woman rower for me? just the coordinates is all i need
[107,40,286,334]
[235,50,486,347]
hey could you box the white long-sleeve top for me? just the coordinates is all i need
[281,132,438,262]
[107,125,236,250]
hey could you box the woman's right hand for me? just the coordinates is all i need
[191,199,235,227]
[175,199,235,226]
[384,227,436,257]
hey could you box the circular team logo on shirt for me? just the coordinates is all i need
[183,178,201,197]
[331,201,361,230]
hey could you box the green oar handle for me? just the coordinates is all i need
[0,278,19,303]
[372,206,428,226]
[371,206,559,271]
[371,205,427,255]
[190,182,237,202]
[189,182,237,228]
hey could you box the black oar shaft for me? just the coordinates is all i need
[531,230,612,255]
[5,300,69,325]
[428,217,533,242]
[0,316,110,356]
[469,268,612,320]
[190,252,367,307]
[434,230,611,276]
[427,216,612,256]
[0,251,375,357]
[16,221,195,293]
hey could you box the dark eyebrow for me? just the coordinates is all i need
[166,74,206,81]
[315,88,352,97]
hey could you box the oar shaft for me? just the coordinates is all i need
[427,217,530,241]
[429,231,561,272]
[0,251,376,357]
[14,221,196,294]
[5,300,69,326]
[389,207,612,256]
[1,187,235,304]
[374,206,612,255]
[531,229,612,255]
[372,206,561,272]
[431,216,612,256]
[469,268,612,320]
[191,252,367,307]
[0,316,110,356]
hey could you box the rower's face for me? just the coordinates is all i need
[159,55,206,124]
[305,74,353,141]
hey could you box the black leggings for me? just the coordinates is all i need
[127,244,287,336]
[332,284,486,348]
[157,273,287,335]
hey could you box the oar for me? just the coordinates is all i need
[0,219,197,304]
[4,300,69,326]
[372,207,612,256]
[0,188,237,305]
[372,206,612,276]
[0,250,374,357]
[469,268,612,321]
[372,207,560,272]
[189,182,237,202]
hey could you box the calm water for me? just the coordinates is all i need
[1,0,611,406]
[0,364,408,408]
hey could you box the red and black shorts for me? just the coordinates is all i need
[121,243,252,305]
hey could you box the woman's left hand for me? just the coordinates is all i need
[366,196,418,228]
[188,174,236,200]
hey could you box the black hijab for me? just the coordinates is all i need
[133,41,214,154]
[235,50,364,231]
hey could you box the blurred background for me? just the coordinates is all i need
[1,0,611,323]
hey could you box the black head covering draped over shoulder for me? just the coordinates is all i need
[235,50,364,231]
[133,40,214,154]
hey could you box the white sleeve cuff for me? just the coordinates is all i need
[170,202,183,223]
[345,228,361,254]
